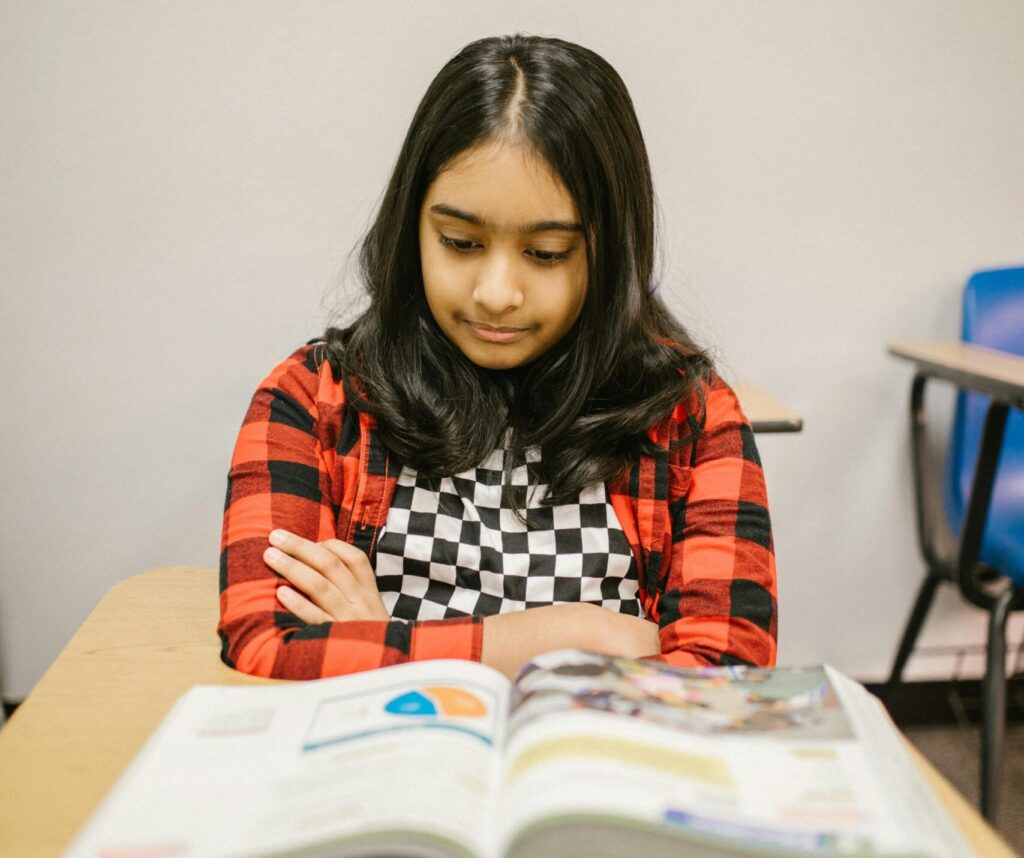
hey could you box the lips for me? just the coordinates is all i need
[466,320,530,343]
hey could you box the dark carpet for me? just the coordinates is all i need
[903,720,1024,854]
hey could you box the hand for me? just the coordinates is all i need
[263,530,389,623]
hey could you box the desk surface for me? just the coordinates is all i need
[0,568,1014,858]
[889,340,1024,408]
[732,380,804,433]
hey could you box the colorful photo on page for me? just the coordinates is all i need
[508,651,854,740]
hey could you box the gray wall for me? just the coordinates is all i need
[2,0,1022,699]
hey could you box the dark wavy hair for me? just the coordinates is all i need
[323,34,711,504]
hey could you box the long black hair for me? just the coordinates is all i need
[323,34,711,504]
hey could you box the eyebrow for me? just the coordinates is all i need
[429,203,582,234]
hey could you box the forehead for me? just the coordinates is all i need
[424,140,579,228]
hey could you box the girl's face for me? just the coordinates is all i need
[418,139,588,370]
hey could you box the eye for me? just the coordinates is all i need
[526,248,572,266]
[439,235,480,254]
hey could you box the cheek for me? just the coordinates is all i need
[533,286,585,339]
[421,239,469,285]
[420,245,454,307]
[557,268,588,326]
[421,264,475,340]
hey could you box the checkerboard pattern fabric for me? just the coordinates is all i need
[375,445,642,621]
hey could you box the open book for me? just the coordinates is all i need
[65,650,972,858]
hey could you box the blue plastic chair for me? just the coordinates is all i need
[946,269,1024,579]
[887,266,1024,823]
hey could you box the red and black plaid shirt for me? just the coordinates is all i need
[219,344,777,679]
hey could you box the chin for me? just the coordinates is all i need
[468,354,528,371]
[463,345,532,371]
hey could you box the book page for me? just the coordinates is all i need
[65,660,510,858]
[497,651,970,858]
[824,666,973,858]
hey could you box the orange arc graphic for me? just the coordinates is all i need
[423,686,488,717]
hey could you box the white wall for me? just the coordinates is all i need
[1,0,1022,699]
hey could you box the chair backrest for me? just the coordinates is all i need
[944,267,1024,582]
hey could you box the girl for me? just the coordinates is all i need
[218,34,777,681]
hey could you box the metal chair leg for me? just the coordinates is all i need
[886,573,942,698]
[980,586,1013,823]
[887,372,948,705]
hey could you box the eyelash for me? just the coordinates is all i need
[437,235,571,266]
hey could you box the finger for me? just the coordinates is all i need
[268,530,360,601]
[276,585,333,625]
[264,546,345,616]
[320,540,389,621]
[320,539,377,590]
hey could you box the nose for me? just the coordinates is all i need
[472,252,524,315]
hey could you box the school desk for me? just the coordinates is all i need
[733,381,804,433]
[0,567,1014,857]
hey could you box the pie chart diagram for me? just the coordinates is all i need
[303,682,496,751]
[384,685,488,718]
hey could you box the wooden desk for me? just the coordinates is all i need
[0,569,274,857]
[0,568,1014,858]
[732,381,804,433]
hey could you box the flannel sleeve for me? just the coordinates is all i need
[218,346,483,679]
[653,375,778,668]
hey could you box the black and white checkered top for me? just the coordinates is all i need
[375,444,642,621]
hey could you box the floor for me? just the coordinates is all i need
[903,720,1024,854]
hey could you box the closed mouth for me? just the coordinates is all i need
[465,320,531,342]
[467,320,529,332]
